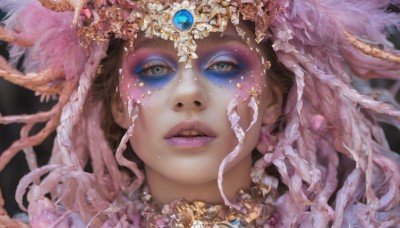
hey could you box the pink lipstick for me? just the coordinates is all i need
[164,121,216,149]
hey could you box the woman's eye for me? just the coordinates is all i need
[208,62,235,72]
[205,61,243,77]
[135,62,174,78]
[200,53,246,83]
[142,65,171,76]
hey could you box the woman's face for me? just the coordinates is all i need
[113,23,280,185]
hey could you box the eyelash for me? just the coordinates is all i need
[207,61,242,72]
[204,57,244,78]
[135,61,175,79]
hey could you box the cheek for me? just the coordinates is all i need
[129,108,155,155]
[230,71,266,101]
[119,71,163,106]
[119,73,142,101]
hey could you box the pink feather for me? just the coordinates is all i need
[1,1,86,80]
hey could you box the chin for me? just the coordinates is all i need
[164,167,219,185]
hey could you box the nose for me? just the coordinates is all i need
[170,69,207,112]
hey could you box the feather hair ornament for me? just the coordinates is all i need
[0,0,399,227]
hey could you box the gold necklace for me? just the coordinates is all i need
[140,183,279,227]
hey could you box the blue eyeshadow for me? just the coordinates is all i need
[131,57,176,87]
[199,51,249,85]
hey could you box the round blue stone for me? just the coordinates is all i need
[173,9,194,31]
[229,219,241,226]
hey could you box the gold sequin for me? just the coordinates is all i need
[141,183,278,227]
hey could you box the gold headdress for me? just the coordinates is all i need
[48,0,278,68]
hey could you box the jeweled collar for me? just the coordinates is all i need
[139,182,279,227]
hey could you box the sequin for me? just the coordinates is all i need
[173,10,194,31]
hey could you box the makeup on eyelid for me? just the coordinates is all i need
[200,43,263,78]
[200,46,265,98]
[127,51,176,82]
[120,50,174,103]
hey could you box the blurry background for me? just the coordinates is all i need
[0,6,400,217]
[0,10,54,215]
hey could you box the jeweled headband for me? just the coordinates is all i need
[72,0,277,68]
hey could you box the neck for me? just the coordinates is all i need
[145,155,253,206]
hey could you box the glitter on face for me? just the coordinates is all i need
[120,26,268,106]
[198,46,257,86]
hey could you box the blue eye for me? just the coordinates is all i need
[207,62,241,73]
[132,56,176,87]
[204,59,244,78]
[139,65,171,77]
[135,63,174,78]
[201,52,247,86]
[133,58,175,86]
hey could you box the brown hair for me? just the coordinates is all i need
[92,39,125,149]
[262,39,294,134]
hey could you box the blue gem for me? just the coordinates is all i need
[229,219,241,226]
[173,9,194,31]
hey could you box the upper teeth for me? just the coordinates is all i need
[179,130,204,136]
